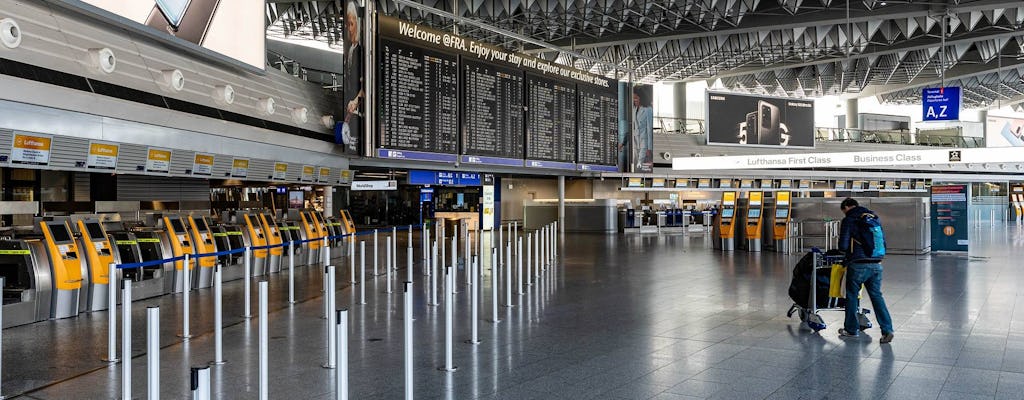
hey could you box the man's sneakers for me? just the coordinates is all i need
[839,328,894,344]
[838,328,858,338]
[880,332,894,344]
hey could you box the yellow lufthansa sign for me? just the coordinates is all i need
[231,158,249,178]
[273,162,288,180]
[12,133,53,165]
[145,147,171,173]
[301,165,315,181]
[87,141,119,169]
[193,153,214,176]
[318,167,331,182]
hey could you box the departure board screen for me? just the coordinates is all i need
[379,39,459,154]
[462,59,524,160]
[577,83,618,166]
[526,74,576,163]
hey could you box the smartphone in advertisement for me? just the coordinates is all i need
[744,111,758,144]
[757,100,780,145]
[147,0,221,45]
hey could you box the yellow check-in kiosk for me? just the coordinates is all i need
[1011,191,1023,222]
[744,192,764,252]
[718,192,738,251]
[75,219,114,312]
[242,213,268,276]
[340,210,356,234]
[773,191,793,251]
[186,215,216,288]
[299,211,323,265]
[258,213,283,273]
[40,221,82,319]
[163,215,196,293]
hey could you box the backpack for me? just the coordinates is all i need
[856,213,886,259]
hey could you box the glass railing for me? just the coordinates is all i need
[653,117,705,135]
[814,128,985,148]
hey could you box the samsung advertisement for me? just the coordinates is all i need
[986,115,1024,147]
[706,92,815,148]
[80,0,265,69]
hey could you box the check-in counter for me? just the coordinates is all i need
[298,211,323,266]
[258,213,283,274]
[39,221,82,319]
[0,240,53,328]
[110,231,166,300]
[163,215,197,293]
[435,212,479,232]
[186,216,216,288]
[75,219,115,312]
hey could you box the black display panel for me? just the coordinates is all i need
[49,223,72,242]
[462,59,524,159]
[525,74,576,162]
[169,218,186,233]
[577,83,618,166]
[85,222,105,240]
[379,39,459,154]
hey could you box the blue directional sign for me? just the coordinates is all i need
[922,87,961,121]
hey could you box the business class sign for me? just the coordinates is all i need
[673,148,1024,170]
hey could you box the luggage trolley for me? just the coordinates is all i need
[787,248,872,332]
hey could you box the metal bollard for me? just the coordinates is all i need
[490,248,499,323]
[438,266,457,372]
[498,223,502,269]
[517,238,524,295]
[407,246,413,283]
[534,232,539,282]
[190,366,211,400]
[386,237,393,294]
[451,236,458,294]
[429,241,438,306]
[349,238,356,284]
[464,228,471,287]
[243,247,252,318]
[147,306,160,400]
[466,256,480,345]
[504,242,513,307]
[288,242,296,304]
[323,266,337,369]
[337,309,349,400]
[403,281,414,398]
[526,234,532,286]
[359,242,366,305]
[422,225,428,271]
[121,279,132,400]
[373,230,379,276]
[211,264,226,365]
[392,226,398,271]
[323,261,330,320]
[180,253,191,338]
[323,237,331,266]
[103,263,118,362]
[258,281,269,400]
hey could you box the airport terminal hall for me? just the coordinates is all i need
[4,0,1024,399]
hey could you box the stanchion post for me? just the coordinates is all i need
[386,236,393,294]
[407,246,413,283]
[504,242,512,307]
[337,308,349,400]
[147,306,160,400]
[359,241,366,305]
[121,279,132,400]
[517,238,523,295]
[211,264,226,365]
[373,230,379,276]
[490,248,499,323]
[467,256,480,345]
[0,277,3,397]
[258,281,269,400]
[288,242,295,304]
[323,262,330,320]
[464,226,470,287]
[429,241,438,306]
[243,247,252,318]
[451,236,457,294]
[349,238,356,284]
[438,266,457,372]
[526,234,532,286]
[180,253,191,338]
[403,281,414,398]
[323,266,336,369]
[323,237,330,266]
[103,263,118,362]
[190,366,210,400]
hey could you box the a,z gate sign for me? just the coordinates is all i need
[922,87,961,121]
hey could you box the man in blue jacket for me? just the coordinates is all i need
[837,198,894,343]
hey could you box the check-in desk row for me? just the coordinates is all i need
[0,209,355,329]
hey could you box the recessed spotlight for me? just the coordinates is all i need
[86,48,116,74]
[0,19,21,49]
[212,85,234,106]
[257,97,276,116]
[158,69,184,92]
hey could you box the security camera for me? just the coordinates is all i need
[257,97,276,116]
[212,85,234,106]
[0,19,21,49]
[86,48,116,74]
[158,69,185,92]
[661,152,672,160]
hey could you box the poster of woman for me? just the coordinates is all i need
[632,84,654,173]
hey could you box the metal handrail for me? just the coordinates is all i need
[653,117,706,135]
[813,127,985,148]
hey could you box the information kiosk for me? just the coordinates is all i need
[242,213,269,276]
[186,215,217,288]
[718,192,738,251]
[744,192,764,252]
[0,239,53,327]
[162,215,196,293]
[40,220,82,319]
[110,231,165,300]
[258,213,284,274]
[773,191,793,252]
[75,219,115,312]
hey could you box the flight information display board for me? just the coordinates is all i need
[526,74,576,166]
[378,39,459,158]
[577,82,619,168]
[461,59,524,165]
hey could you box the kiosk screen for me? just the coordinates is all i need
[200,217,212,232]
[85,222,105,239]
[50,224,72,242]
[776,209,789,219]
[170,218,187,233]
[748,209,761,219]
[721,209,734,218]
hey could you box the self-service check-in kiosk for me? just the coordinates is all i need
[716,192,738,251]
[1010,192,1024,223]
[186,215,217,288]
[258,213,283,274]
[130,230,176,294]
[40,221,82,319]
[340,210,356,234]
[75,219,115,312]
[242,213,268,276]
[299,211,324,265]
[744,192,764,252]
[110,231,166,300]
[773,191,793,252]
[212,224,247,281]
[163,215,196,293]
[0,240,53,327]
[277,221,303,262]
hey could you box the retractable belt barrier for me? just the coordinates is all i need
[113,224,425,269]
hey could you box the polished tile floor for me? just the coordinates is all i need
[5,224,1024,399]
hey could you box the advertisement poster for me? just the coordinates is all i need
[338,0,364,154]
[192,153,214,176]
[86,141,119,170]
[11,133,52,165]
[145,147,171,173]
[231,158,249,178]
[301,165,315,182]
[482,184,495,230]
[706,91,815,147]
[273,162,288,180]
[985,115,1024,147]
[931,184,970,252]
[632,84,654,172]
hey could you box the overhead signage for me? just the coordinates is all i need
[651,178,666,188]
[627,178,643,188]
[931,184,969,252]
[192,153,214,176]
[922,87,961,121]
[301,165,315,182]
[86,141,118,170]
[11,133,52,165]
[145,147,171,173]
[231,158,249,178]
[408,170,482,186]
[351,180,398,191]
[720,179,732,188]
[835,181,846,190]
[339,170,353,184]
[273,162,288,180]
[317,167,331,183]
[673,147,1024,170]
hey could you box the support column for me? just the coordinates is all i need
[672,82,687,132]
[846,99,859,129]
[557,176,565,235]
